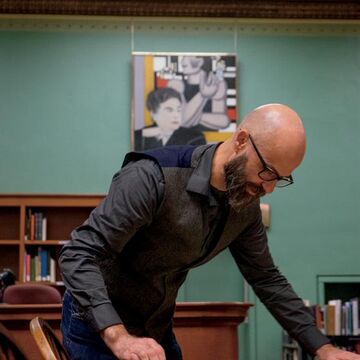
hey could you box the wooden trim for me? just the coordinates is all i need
[0,194,105,199]
[0,304,62,321]
[0,194,104,207]
[174,301,252,326]
[0,1,359,20]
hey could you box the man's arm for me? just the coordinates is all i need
[59,159,166,359]
[230,208,360,359]
[229,206,329,354]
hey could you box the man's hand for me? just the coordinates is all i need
[101,324,166,360]
[315,344,360,360]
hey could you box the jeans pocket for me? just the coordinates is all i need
[61,292,115,358]
[62,292,96,342]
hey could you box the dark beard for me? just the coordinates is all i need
[224,154,265,212]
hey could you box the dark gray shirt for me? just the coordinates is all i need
[59,144,330,355]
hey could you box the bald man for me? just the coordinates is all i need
[59,104,360,360]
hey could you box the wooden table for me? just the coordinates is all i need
[0,302,252,360]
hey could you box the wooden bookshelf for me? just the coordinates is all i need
[0,194,104,285]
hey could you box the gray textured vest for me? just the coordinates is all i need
[101,145,258,342]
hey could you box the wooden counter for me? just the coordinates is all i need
[0,302,252,360]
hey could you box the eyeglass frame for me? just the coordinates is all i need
[248,134,294,188]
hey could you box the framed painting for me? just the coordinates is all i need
[132,52,237,151]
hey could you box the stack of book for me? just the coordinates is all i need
[23,248,56,283]
[311,298,360,336]
[24,209,47,241]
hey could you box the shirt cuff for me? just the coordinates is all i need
[87,302,123,332]
[296,326,331,355]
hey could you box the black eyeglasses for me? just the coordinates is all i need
[248,134,294,188]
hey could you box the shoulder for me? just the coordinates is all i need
[139,146,197,168]
[115,157,164,185]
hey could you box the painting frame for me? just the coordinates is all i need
[132,51,238,151]
[0,1,357,20]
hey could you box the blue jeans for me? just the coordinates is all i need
[61,292,183,360]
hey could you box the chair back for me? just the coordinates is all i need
[3,284,62,304]
[0,322,28,360]
[30,317,70,360]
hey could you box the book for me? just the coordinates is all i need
[311,304,324,332]
[50,257,56,283]
[30,214,35,240]
[351,298,360,336]
[35,253,40,281]
[41,217,47,241]
[329,299,342,335]
[25,208,31,240]
[35,212,43,240]
[326,304,336,336]
[25,253,31,282]
[40,248,46,281]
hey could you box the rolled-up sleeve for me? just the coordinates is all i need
[59,159,165,332]
[229,208,330,355]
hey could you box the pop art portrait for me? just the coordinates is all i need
[132,52,237,151]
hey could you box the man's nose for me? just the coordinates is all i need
[262,181,276,194]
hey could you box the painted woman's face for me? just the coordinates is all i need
[181,56,203,75]
[152,97,182,132]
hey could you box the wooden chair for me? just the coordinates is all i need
[30,317,70,360]
[0,322,28,360]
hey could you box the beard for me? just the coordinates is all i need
[224,154,266,213]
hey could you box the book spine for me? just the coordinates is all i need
[25,208,31,241]
[50,257,56,283]
[42,217,47,241]
[30,214,35,241]
[30,256,35,281]
[26,253,30,282]
[329,300,342,335]
[46,250,50,281]
[40,247,46,281]
[35,253,41,281]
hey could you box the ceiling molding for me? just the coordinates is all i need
[0,1,359,20]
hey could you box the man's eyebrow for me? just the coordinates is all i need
[261,156,280,176]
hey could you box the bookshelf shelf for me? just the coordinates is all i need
[0,240,21,245]
[0,194,103,285]
[25,241,70,246]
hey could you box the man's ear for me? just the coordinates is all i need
[233,129,249,154]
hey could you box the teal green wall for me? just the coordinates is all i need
[1,17,359,360]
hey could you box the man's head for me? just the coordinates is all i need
[146,87,182,132]
[218,104,306,212]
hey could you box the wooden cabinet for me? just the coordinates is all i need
[174,302,252,360]
[0,194,103,285]
[0,304,62,359]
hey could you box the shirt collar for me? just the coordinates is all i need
[186,143,223,206]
